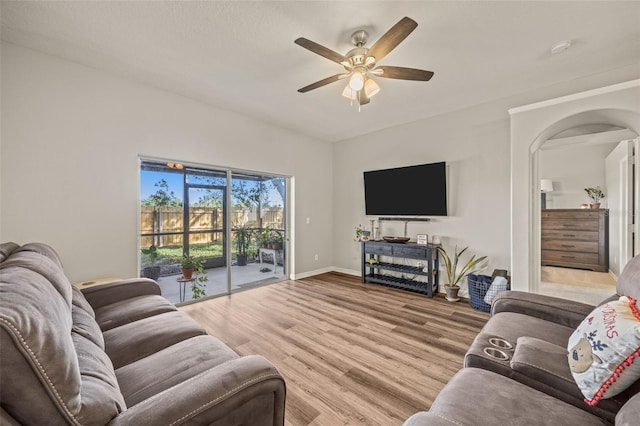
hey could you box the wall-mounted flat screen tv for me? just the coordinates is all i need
[364,161,447,216]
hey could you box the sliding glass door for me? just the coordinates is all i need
[140,159,287,304]
[230,172,287,291]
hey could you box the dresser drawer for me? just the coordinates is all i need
[541,219,599,232]
[541,230,599,241]
[541,250,599,265]
[393,245,428,259]
[364,244,393,256]
[541,240,599,253]
[541,210,600,220]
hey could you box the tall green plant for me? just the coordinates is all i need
[233,224,253,256]
[437,246,487,288]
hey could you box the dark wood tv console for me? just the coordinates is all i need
[361,241,439,297]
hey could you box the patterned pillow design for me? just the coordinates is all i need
[567,296,640,405]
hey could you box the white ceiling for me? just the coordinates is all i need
[2,1,639,142]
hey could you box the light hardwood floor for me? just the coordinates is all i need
[181,272,489,426]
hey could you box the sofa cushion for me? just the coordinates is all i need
[479,312,575,347]
[94,294,177,331]
[617,254,640,300]
[103,310,206,369]
[415,368,607,426]
[17,242,65,269]
[511,337,575,393]
[1,252,125,425]
[567,295,640,405]
[616,392,640,425]
[1,249,72,305]
[72,303,105,349]
[116,335,239,406]
[0,242,20,262]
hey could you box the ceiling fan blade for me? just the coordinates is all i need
[294,37,347,65]
[376,66,434,81]
[366,17,418,63]
[298,74,345,93]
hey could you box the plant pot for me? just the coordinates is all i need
[237,253,248,266]
[182,268,194,280]
[445,286,461,302]
[142,266,161,281]
[590,203,601,209]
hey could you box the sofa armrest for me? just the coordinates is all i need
[108,355,286,426]
[81,278,161,310]
[491,291,600,328]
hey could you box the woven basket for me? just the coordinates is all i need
[468,275,492,312]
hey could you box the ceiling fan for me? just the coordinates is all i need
[295,17,434,106]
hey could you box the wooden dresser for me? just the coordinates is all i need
[541,209,608,272]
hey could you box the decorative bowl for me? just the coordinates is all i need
[382,236,411,243]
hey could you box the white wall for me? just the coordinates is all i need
[510,80,640,291]
[332,102,512,296]
[334,69,640,296]
[1,43,333,282]
[539,143,617,209]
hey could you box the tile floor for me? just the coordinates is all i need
[539,265,616,305]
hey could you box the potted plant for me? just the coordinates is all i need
[141,245,161,281]
[233,224,253,266]
[258,226,273,248]
[180,253,199,279]
[437,246,487,302]
[584,186,605,209]
[354,224,370,242]
[178,253,208,299]
[268,230,284,250]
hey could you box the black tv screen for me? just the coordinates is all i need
[364,162,447,216]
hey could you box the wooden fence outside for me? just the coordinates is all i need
[140,206,284,248]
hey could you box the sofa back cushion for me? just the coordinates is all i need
[0,243,125,425]
[617,254,640,300]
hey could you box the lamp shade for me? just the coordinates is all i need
[341,84,357,100]
[364,79,380,98]
[540,179,554,193]
[348,72,365,91]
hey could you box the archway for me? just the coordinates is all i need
[509,80,640,293]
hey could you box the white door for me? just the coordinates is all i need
[605,139,637,274]
[633,138,639,258]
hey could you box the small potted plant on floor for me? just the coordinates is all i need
[141,245,161,281]
[178,253,208,299]
[584,186,605,209]
[437,246,487,302]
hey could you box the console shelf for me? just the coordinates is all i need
[361,241,439,297]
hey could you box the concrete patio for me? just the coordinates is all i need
[156,260,286,305]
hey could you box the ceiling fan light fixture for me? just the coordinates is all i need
[341,84,357,100]
[348,72,365,91]
[364,78,380,98]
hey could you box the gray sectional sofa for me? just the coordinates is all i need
[405,255,640,425]
[0,242,286,425]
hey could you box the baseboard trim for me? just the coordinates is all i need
[294,266,448,295]
[331,267,360,277]
[292,267,335,280]
[293,267,360,280]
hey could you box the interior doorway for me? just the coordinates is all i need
[536,129,637,304]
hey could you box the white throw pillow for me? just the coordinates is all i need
[483,276,508,305]
[567,296,640,405]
